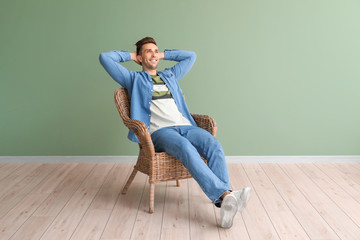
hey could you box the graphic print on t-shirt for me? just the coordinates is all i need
[149,75,191,133]
[152,75,172,100]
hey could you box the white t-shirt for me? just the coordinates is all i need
[149,75,191,134]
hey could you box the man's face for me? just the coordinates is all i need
[138,43,159,71]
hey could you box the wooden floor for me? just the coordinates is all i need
[0,162,360,240]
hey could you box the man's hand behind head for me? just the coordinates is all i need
[130,52,142,65]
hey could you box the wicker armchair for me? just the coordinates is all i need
[114,88,217,213]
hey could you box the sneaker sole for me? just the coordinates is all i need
[220,195,237,228]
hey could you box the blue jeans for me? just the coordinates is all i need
[151,125,231,204]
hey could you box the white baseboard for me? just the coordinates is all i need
[0,155,359,163]
[225,155,360,163]
[0,156,138,163]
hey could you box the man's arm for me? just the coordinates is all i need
[163,50,196,82]
[99,51,138,89]
[129,52,140,64]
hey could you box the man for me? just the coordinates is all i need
[99,37,251,228]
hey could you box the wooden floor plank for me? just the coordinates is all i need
[10,163,95,240]
[0,164,43,215]
[1,164,75,240]
[0,164,39,198]
[281,163,360,240]
[130,181,167,240]
[335,163,360,185]
[216,163,259,240]
[160,180,190,240]
[261,163,339,240]
[349,163,360,171]
[100,169,147,240]
[40,163,114,240]
[1,162,359,240]
[0,164,58,219]
[188,178,220,240]
[243,163,310,240]
[315,163,360,204]
[299,163,360,227]
[10,216,53,240]
[229,163,280,240]
[34,163,95,217]
[0,163,23,181]
[70,163,132,240]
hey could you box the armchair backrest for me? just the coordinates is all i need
[114,88,156,157]
[114,88,131,123]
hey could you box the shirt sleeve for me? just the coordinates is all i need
[164,50,196,82]
[99,51,134,89]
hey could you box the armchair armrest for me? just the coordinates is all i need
[122,119,155,157]
[191,114,218,137]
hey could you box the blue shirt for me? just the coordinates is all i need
[99,49,197,143]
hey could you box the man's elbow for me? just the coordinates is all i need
[191,51,197,60]
[99,52,107,65]
[189,51,197,64]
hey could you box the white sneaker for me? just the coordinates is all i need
[220,193,238,228]
[233,187,251,212]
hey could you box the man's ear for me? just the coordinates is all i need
[136,55,142,65]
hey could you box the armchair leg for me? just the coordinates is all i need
[149,183,155,213]
[176,180,181,187]
[122,168,138,194]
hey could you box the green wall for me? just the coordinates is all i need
[1,0,359,156]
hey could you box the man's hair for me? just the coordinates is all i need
[135,37,157,55]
